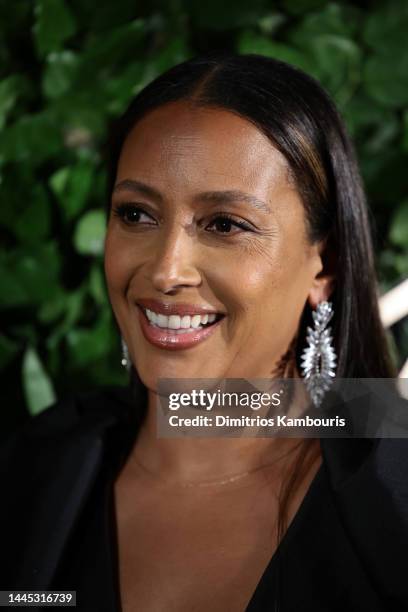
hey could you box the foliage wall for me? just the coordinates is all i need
[1,0,407,435]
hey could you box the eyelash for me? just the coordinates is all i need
[111,203,254,234]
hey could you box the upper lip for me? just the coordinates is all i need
[137,298,224,317]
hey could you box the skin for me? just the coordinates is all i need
[104,100,334,610]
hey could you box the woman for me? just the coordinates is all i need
[1,53,407,611]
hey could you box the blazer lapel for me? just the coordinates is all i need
[15,428,106,589]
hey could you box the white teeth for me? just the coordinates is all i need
[168,315,181,329]
[146,309,158,325]
[157,313,168,327]
[191,315,201,329]
[181,315,191,328]
[143,308,220,330]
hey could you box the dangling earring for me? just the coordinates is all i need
[121,337,131,372]
[301,301,337,408]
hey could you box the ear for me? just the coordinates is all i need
[307,237,336,309]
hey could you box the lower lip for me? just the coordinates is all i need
[137,307,224,351]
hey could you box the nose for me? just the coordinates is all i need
[145,223,202,295]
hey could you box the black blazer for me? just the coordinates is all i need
[1,384,408,611]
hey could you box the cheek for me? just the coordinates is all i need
[207,249,285,331]
[228,235,286,304]
[104,229,134,301]
[230,240,312,332]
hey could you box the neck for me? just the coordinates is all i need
[128,387,307,486]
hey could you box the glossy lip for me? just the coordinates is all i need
[137,298,223,317]
[137,305,225,351]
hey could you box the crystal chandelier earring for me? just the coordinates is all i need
[121,337,131,372]
[300,301,337,408]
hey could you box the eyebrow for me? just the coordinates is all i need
[195,190,271,214]
[113,179,163,203]
[113,179,271,214]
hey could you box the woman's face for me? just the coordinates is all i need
[104,101,329,388]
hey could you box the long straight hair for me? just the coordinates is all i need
[105,53,396,539]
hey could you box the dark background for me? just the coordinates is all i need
[1,0,407,437]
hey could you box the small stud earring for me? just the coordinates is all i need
[300,301,337,408]
[121,337,131,372]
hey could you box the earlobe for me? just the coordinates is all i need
[308,237,336,308]
[308,275,335,309]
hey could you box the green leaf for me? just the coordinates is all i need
[101,63,146,116]
[306,34,361,102]
[394,254,408,276]
[363,0,408,57]
[49,161,94,221]
[363,54,408,108]
[389,201,408,248]
[0,264,29,308]
[257,13,286,36]
[79,19,146,79]
[42,50,79,99]
[33,0,76,58]
[0,243,61,308]
[74,209,106,256]
[66,311,112,367]
[22,346,56,416]
[288,3,361,40]
[89,264,107,305]
[281,0,327,16]
[52,92,106,143]
[287,5,363,102]
[237,31,312,73]
[401,110,408,153]
[189,0,268,29]
[37,287,68,324]
[142,38,189,88]
[14,185,50,244]
[45,289,85,344]
[343,94,396,140]
[362,151,408,206]
[0,75,26,129]
[70,1,137,32]
[0,170,50,242]
[0,112,62,163]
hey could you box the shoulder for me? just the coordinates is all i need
[321,436,408,499]
[320,395,408,604]
[321,385,408,484]
[0,385,141,533]
[320,386,408,503]
[4,384,134,436]
[0,385,139,587]
[0,385,136,481]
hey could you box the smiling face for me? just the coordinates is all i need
[104,100,331,389]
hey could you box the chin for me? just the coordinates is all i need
[134,358,224,395]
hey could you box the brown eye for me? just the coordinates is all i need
[214,218,234,233]
[112,203,156,226]
[205,214,253,234]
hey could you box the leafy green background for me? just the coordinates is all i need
[1,0,407,437]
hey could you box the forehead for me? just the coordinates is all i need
[116,101,292,195]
